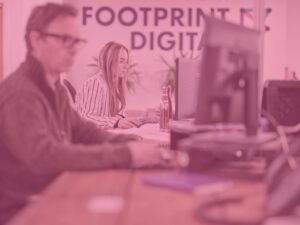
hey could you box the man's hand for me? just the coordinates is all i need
[128,142,186,169]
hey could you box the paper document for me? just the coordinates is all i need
[109,123,170,142]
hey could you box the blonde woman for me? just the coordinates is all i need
[75,41,142,129]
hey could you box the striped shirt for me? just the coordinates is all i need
[75,74,120,129]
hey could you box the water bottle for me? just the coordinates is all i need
[160,86,170,131]
[167,85,173,119]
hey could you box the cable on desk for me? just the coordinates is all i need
[261,109,298,170]
[194,196,264,225]
[262,109,300,193]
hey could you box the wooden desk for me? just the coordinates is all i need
[7,169,266,225]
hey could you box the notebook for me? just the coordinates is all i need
[144,171,232,194]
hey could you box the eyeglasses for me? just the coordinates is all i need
[39,31,87,50]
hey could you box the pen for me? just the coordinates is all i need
[128,120,140,128]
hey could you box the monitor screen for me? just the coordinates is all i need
[175,58,201,120]
[194,17,260,135]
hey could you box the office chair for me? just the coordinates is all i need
[62,79,76,103]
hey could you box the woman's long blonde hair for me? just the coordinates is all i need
[98,41,128,115]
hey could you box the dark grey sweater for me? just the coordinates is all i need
[0,55,134,224]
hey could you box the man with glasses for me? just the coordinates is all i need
[0,3,175,224]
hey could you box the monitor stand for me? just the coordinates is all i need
[171,120,247,150]
[177,128,279,173]
[170,120,278,159]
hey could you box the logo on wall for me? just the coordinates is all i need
[82,6,207,51]
[240,8,272,31]
[81,5,272,52]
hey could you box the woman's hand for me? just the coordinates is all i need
[117,117,148,129]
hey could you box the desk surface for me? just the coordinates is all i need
[7,123,268,225]
[7,169,266,225]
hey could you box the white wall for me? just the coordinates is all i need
[286,0,300,78]
[3,0,62,78]
[263,0,287,80]
[2,0,299,98]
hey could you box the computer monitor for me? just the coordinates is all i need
[175,58,202,120]
[194,16,260,135]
